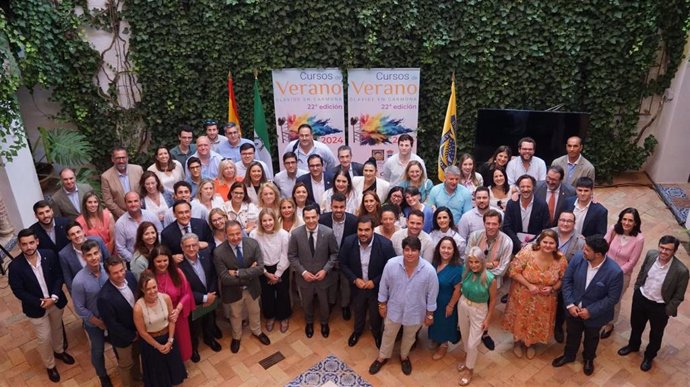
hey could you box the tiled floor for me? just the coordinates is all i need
[1,173,689,386]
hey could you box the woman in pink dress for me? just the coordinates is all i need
[148,245,196,362]
[76,191,115,253]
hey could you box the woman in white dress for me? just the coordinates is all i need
[487,168,516,212]
[321,169,359,214]
[244,161,269,206]
[223,181,259,234]
[139,171,174,226]
[429,206,464,249]
[148,146,185,192]
[459,153,484,194]
[352,158,390,202]
[374,204,401,241]
[192,179,225,211]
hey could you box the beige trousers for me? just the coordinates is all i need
[378,317,422,360]
[457,296,488,369]
[28,305,64,368]
[113,342,142,387]
[228,289,262,339]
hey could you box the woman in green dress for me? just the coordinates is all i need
[428,236,463,360]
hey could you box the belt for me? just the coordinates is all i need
[149,327,168,337]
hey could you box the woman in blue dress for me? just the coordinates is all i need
[428,236,463,360]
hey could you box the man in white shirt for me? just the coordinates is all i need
[283,123,338,171]
[296,154,333,205]
[390,209,434,262]
[274,151,307,198]
[506,137,547,186]
[561,177,607,237]
[381,134,426,185]
[551,136,596,186]
[235,143,273,180]
[163,181,210,227]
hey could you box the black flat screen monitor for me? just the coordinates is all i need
[474,108,590,166]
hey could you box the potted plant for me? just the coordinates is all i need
[31,127,95,190]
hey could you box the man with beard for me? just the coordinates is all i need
[506,137,546,186]
[101,146,144,218]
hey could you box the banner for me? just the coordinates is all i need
[347,68,420,176]
[271,68,346,168]
[438,74,457,181]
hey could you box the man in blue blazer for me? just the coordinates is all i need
[59,221,110,293]
[553,235,623,376]
[502,175,551,254]
[30,200,70,255]
[178,233,222,362]
[161,200,214,260]
[561,177,607,238]
[98,256,141,387]
[339,216,396,348]
[296,154,334,205]
[8,228,74,383]
[319,192,358,321]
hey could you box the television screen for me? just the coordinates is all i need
[473,109,590,166]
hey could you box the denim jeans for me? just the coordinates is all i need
[84,323,107,377]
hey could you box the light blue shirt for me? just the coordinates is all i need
[216,138,254,163]
[72,265,108,326]
[426,183,473,224]
[117,171,131,193]
[186,150,223,180]
[378,256,439,325]
[115,209,162,261]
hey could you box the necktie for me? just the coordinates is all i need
[309,231,315,256]
[548,190,556,222]
[183,225,190,234]
[235,245,244,267]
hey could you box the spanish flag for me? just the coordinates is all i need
[227,70,241,136]
[438,73,457,181]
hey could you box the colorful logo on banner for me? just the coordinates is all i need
[271,69,346,168]
[347,69,420,174]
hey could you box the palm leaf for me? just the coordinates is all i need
[38,127,93,166]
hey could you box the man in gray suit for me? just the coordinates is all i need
[551,136,596,187]
[51,168,92,219]
[288,204,339,338]
[59,221,110,293]
[213,220,270,353]
[535,165,575,227]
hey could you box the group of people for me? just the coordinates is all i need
[7,120,689,386]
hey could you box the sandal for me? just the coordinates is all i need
[459,369,473,385]
[526,346,536,360]
[433,344,448,360]
[513,342,524,359]
[457,363,466,372]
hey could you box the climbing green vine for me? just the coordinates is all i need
[3,0,690,182]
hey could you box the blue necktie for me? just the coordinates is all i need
[235,245,244,267]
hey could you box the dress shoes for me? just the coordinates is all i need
[191,350,200,363]
[205,339,222,352]
[617,345,639,356]
[47,367,60,383]
[368,359,387,375]
[230,339,241,353]
[342,307,351,321]
[600,324,614,339]
[321,324,330,338]
[401,358,412,375]
[583,359,594,375]
[305,323,314,338]
[552,355,575,368]
[348,332,360,347]
[554,327,564,343]
[53,351,75,365]
[481,333,495,351]
[255,333,271,346]
[640,358,653,372]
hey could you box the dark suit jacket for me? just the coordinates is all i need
[562,197,608,237]
[30,217,70,255]
[179,250,218,305]
[562,253,623,328]
[160,219,215,256]
[319,212,358,246]
[50,183,92,219]
[58,236,110,293]
[288,225,339,290]
[534,181,575,227]
[296,172,334,205]
[502,197,551,254]
[8,249,68,318]
[97,271,138,348]
[329,162,364,177]
[213,238,264,303]
[339,234,396,290]
[634,250,689,317]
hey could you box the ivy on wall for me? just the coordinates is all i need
[5,0,690,181]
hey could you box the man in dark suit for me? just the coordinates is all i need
[98,256,141,387]
[319,192,358,320]
[59,221,110,293]
[213,220,270,353]
[561,177,607,238]
[178,233,221,362]
[329,145,364,178]
[339,215,396,348]
[50,167,92,219]
[30,200,70,256]
[288,204,339,338]
[618,235,689,371]
[296,154,334,205]
[8,228,74,383]
[502,175,550,254]
[161,200,214,261]
[535,165,575,227]
[553,235,624,376]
